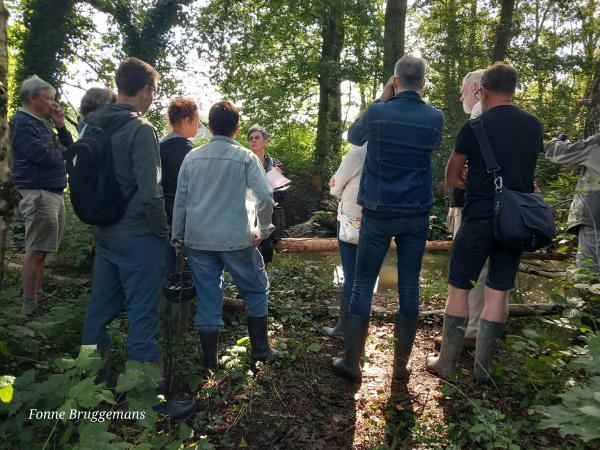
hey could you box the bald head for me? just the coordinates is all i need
[394,55,426,91]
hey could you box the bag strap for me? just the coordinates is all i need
[470,117,503,192]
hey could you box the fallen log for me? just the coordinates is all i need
[417,303,558,319]
[275,238,569,261]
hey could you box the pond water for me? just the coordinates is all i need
[295,251,562,303]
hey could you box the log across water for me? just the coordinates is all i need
[274,238,569,261]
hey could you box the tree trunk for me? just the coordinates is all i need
[491,0,515,62]
[0,1,20,291]
[383,0,407,78]
[584,60,600,138]
[314,4,345,190]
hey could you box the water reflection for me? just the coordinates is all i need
[305,251,561,301]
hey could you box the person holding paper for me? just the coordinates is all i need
[247,124,287,266]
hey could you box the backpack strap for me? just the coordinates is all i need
[470,117,503,192]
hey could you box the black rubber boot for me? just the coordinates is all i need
[199,331,219,370]
[473,319,505,384]
[392,313,419,381]
[332,313,370,382]
[322,295,350,338]
[426,314,468,379]
[247,315,281,362]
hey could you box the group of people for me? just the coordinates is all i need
[324,55,599,394]
[9,51,599,416]
[10,57,284,417]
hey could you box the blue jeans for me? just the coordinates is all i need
[337,221,358,301]
[82,234,166,362]
[186,246,269,331]
[350,213,429,317]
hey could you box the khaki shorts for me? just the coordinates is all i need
[18,189,65,252]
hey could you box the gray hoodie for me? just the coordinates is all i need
[86,103,169,239]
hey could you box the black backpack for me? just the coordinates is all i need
[66,114,139,225]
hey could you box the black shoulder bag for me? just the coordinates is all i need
[470,117,556,252]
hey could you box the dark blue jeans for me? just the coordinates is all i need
[350,213,429,318]
[82,234,166,362]
[337,221,358,301]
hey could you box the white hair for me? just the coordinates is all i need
[19,75,55,104]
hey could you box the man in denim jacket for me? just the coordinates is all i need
[171,101,280,370]
[332,56,444,390]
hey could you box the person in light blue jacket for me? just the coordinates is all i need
[171,100,280,370]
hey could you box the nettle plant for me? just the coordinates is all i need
[0,345,187,449]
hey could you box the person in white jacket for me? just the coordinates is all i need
[322,143,367,338]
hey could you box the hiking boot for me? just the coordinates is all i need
[473,319,505,384]
[199,331,219,371]
[332,313,369,382]
[247,315,281,362]
[322,295,350,338]
[426,314,468,379]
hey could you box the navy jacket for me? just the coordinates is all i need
[348,91,444,215]
[10,109,72,191]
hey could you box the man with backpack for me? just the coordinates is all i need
[78,58,193,417]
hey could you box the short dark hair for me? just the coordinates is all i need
[115,57,159,96]
[208,100,239,136]
[79,87,117,118]
[394,55,425,91]
[481,62,517,94]
[168,98,198,126]
[247,123,268,140]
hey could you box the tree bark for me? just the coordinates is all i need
[383,0,407,78]
[584,60,600,138]
[0,1,20,291]
[314,4,345,190]
[491,0,515,62]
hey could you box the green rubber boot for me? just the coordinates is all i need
[426,314,468,379]
[332,313,370,382]
[473,319,505,384]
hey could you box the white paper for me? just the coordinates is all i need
[266,169,291,190]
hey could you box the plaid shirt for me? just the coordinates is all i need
[10,108,73,191]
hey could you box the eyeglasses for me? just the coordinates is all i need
[148,85,159,96]
[474,87,483,100]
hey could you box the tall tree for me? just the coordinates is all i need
[585,61,600,137]
[10,0,90,107]
[491,0,515,62]
[314,3,345,187]
[0,1,21,290]
[383,0,407,78]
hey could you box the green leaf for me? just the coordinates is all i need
[55,357,76,371]
[0,340,11,356]
[307,343,321,352]
[75,345,103,374]
[578,405,600,418]
[236,336,250,345]
[468,423,486,433]
[116,368,145,393]
[0,384,14,403]
[179,423,194,440]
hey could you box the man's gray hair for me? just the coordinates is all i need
[394,55,426,91]
[19,75,55,104]
[247,123,269,140]
[462,69,485,91]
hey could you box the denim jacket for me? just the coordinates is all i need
[171,135,275,251]
[348,91,445,214]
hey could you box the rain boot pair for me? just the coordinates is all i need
[426,314,504,384]
[332,311,418,384]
